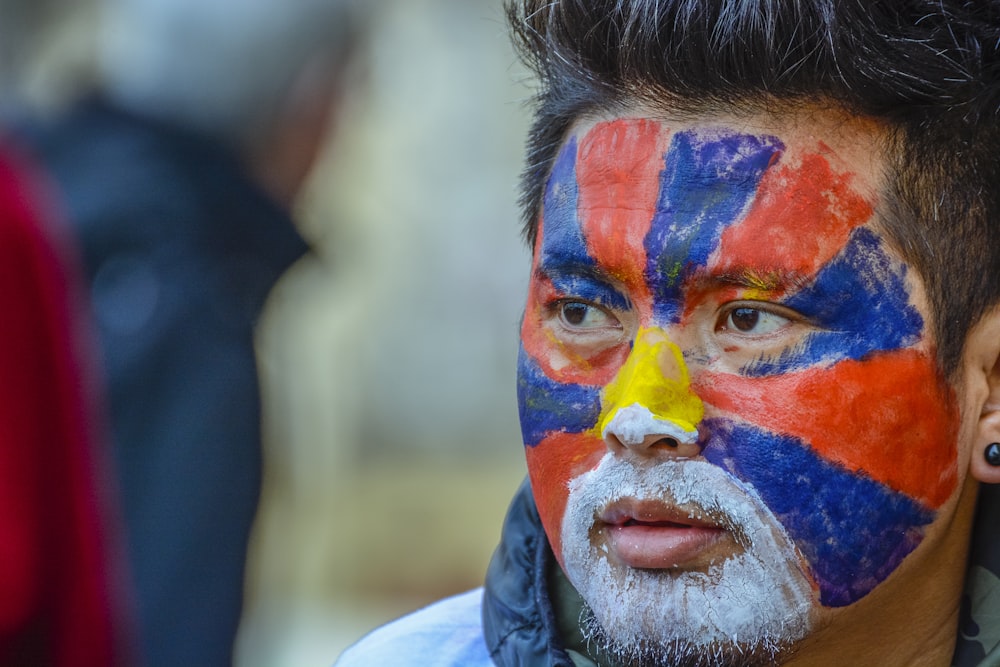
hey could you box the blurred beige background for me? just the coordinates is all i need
[21,0,534,664]
[238,1,532,664]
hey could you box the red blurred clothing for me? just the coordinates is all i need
[0,140,127,666]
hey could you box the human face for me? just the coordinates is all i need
[517,111,963,661]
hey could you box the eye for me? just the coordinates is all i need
[557,300,620,330]
[718,305,792,336]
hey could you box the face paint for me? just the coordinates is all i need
[597,328,703,445]
[517,115,961,647]
[561,455,814,663]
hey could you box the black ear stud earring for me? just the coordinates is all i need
[986,443,1000,467]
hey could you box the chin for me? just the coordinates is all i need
[560,455,816,667]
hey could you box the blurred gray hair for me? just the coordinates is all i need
[98,0,360,148]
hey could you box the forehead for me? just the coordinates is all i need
[555,106,888,231]
[536,108,894,299]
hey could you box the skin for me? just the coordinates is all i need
[248,51,347,206]
[517,105,1000,665]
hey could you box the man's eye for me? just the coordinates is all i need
[558,301,618,330]
[719,306,790,335]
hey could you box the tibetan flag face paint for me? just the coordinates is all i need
[517,115,961,615]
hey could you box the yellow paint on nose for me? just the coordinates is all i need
[596,327,704,437]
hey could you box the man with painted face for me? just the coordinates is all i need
[336,1,1000,665]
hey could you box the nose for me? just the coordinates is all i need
[597,328,704,459]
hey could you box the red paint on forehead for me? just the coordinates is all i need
[526,430,605,565]
[577,119,669,304]
[710,150,874,279]
[695,349,958,508]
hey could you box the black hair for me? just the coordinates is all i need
[507,0,1000,374]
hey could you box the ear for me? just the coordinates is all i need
[966,305,1000,484]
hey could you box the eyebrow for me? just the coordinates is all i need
[695,268,812,293]
[535,259,633,309]
[535,255,621,287]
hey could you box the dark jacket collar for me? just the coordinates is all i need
[482,479,575,667]
[955,483,1000,666]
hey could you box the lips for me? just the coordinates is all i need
[599,498,731,569]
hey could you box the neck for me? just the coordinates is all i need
[783,477,979,667]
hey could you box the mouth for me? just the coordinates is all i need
[599,498,733,570]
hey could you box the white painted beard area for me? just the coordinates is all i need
[561,455,815,667]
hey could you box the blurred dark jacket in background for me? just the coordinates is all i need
[19,98,309,666]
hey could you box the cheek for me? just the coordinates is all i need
[517,340,608,564]
[696,348,959,507]
[517,340,604,447]
[694,349,960,606]
[525,432,605,564]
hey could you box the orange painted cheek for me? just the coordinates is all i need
[695,348,960,509]
[526,431,606,565]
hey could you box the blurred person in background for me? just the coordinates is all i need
[0,138,129,667]
[0,0,132,664]
[16,0,362,664]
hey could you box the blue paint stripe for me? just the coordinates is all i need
[702,419,932,606]
[645,131,783,323]
[517,345,602,447]
[546,272,632,312]
[746,227,924,376]
[540,136,592,269]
